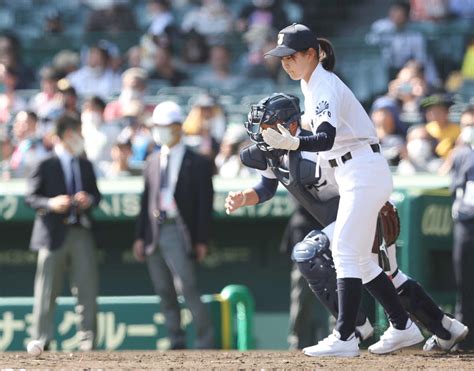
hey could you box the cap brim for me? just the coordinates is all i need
[264,45,297,58]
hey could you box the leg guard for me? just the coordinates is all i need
[291,230,366,327]
[397,279,451,340]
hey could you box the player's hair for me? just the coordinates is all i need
[55,113,81,139]
[317,38,336,72]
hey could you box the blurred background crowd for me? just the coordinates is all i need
[0,0,472,181]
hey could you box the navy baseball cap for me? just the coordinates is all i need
[265,23,319,57]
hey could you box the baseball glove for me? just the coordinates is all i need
[372,201,401,254]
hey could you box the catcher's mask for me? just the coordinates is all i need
[244,92,302,155]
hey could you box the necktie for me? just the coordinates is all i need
[160,153,169,190]
[70,158,77,196]
[68,158,79,224]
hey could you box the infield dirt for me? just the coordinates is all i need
[1,349,474,369]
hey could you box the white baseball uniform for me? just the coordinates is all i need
[301,63,393,283]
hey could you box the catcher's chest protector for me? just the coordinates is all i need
[266,150,339,227]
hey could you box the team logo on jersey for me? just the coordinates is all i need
[316,100,331,118]
[277,33,284,45]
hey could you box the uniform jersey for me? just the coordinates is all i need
[301,63,379,160]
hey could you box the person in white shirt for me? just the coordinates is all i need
[261,23,424,357]
[66,45,121,99]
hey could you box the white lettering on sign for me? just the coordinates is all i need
[0,196,18,220]
[421,204,452,237]
[0,312,25,350]
[99,195,140,218]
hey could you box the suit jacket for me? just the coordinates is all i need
[135,147,214,253]
[25,154,102,251]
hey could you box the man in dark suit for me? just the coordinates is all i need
[25,113,101,351]
[133,101,215,349]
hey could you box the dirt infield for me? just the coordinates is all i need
[1,349,474,369]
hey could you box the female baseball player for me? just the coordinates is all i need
[225,92,468,355]
[259,23,424,356]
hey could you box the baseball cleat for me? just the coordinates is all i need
[368,319,424,354]
[303,330,360,357]
[423,317,469,352]
[356,318,374,341]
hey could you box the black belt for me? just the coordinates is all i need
[329,144,380,168]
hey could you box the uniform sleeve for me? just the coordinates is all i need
[311,88,340,131]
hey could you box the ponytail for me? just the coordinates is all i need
[317,38,336,72]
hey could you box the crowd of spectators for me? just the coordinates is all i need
[0,0,472,181]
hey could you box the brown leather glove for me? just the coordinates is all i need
[372,201,401,254]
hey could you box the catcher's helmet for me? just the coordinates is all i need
[244,92,302,153]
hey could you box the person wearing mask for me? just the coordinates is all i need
[25,113,101,352]
[81,96,122,177]
[133,101,215,350]
[449,105,474,350]
[0,64,27,124]
[397,125,442,175]
[422,94,461,159]
[9,111,48,178]
[29,66,63,123]
[104,67,150,122]
[370,96,406,167]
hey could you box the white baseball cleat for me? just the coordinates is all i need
[303,330,360,357]
[356,318,374,341]
[423,316,469,352]
[368,319,424,354]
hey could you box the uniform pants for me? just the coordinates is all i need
[146,223,214,349]
[453,219,474,350]
[32,227,98,346]
[332,152,393,283]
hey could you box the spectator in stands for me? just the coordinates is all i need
[126,46,143,69]
[118,100,154,166]
[449,0,474,19]
[0,32,35,89]
[366,1,439,85]
[85,0,138,33]
[181,0,233,44]
[26,113,101,352]
[82,96,121,172]
[451,105,474,350]
[193,44,242,91]
[215,124,253,178]
[43,9,64,34]
[397,124,442,174]
[29,66,62,122]
[236,0,289,34]
[0,125,11,180]
[133,101,215,350]
[102,138,134,178]
[387,60,431,123]
[184,93,226,141]
[370,96,406,166]
[422,94,460,159]
[0,65,27,125]
[243,27,288,84]
[146,0,175,37]
[461,36,474,81]
[98,39,123,74]
[52,50,80,79]
[57,81,80,117]
[67,44,121,99]
[104,67,150,122]
[148,46,188,87]
[410,0,451,21]
[183,94,226,166]
[9,111,47,178]
[181,30,210,65]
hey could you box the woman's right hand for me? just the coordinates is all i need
[225,191,246,214]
